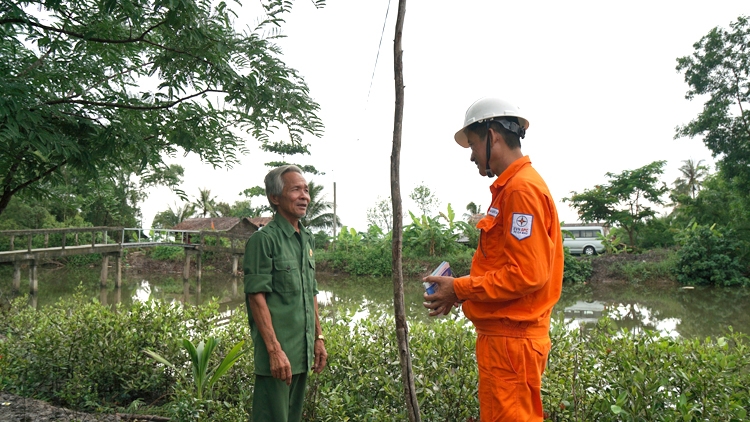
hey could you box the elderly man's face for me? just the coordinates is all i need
[272,171,310,223]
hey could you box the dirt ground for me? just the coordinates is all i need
[0,392,119,421]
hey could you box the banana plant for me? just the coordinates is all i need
[145,337,245,400]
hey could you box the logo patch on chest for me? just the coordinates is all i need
[511,213,533,240]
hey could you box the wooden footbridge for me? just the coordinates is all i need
[0,226,250,293]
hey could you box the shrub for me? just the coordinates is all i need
[673,224,749,286]
[0,288,232,411]
[563,248,593,283]
[149,245,185,261]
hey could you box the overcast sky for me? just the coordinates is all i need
[141,1,749,232]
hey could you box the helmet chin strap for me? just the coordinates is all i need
[485,121,495,178]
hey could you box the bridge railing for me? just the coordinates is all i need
[122,228,200,245]
[198,231,249,255]
[0,227,124,252]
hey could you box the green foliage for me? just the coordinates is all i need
[145,337,245,401]
[63,253,104,267]
[599,229,631,254]
[303,312,479,421]
[609,254,677,284]
[0,0,323,217]
[0,289,222,409]
[545,318,750,421]
[409,183,440,217]
[3,294,750,421]
[673,223,749,286]
[403,210,463,257]
[313,230,330,250]
[564,161,669,249]
[301,180,341,231]
[676,15,750,188]
[149,246,185,261]
[366,196,393,233]
[320,227,392,276]
[634,216,679,250]
[563,248,593,283]
[152,202,196,229]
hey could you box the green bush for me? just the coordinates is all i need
[63,253,103,267]
[673,224,749,286]
[3,295,749,421]
[149,245,185,261]
[0,289,225,410]
[563,248,593,283]
[545,317,750,421]
[609,252,678,284]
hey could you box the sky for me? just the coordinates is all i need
[141,1,749,233]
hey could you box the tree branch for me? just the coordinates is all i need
[45,89,225,110]
[730,67,750,139]
[3,17,210,65]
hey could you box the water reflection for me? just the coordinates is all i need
[4,268,750,340]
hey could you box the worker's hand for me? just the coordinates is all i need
[313,340,328,374]
[422,276,459,317]
[269,348,292,385]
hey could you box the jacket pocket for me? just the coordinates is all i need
[273,258,300,292]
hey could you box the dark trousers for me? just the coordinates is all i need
[252,372,308,422]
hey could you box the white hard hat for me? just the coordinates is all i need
[454,97,530,148]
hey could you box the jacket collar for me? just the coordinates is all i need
[490,155,531,195]
[273,212,309,238]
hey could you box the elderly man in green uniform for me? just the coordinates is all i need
[244,165,327,422]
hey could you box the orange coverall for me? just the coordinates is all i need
[453,156,564,422]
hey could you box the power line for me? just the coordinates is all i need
[365,0,392,109]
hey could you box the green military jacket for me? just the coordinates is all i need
[243,213,318,376]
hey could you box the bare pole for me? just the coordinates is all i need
[390,0,420,420]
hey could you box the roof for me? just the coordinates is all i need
[245,216,272,228]
[172,217,242,231]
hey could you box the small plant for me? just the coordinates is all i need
[145,337,245,400]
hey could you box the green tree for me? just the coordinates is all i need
[193,188,216,218]
[152,202,196,229]
[676,15,750,188]
[0,0,323,217]
[236,186,271,217]
[463,201,482,222]
[564,161,669,249]
[301,180,340,231]
[367,196,393,233]
[672,159,710,200]
[409,183,440,217]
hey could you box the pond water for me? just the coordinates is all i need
[2,266,750,340]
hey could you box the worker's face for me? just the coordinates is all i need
[272,172,310,222]
[466,130,489,177]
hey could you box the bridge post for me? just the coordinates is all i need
[196,252,203,282]
[29,260,38,293]
[101,254,109,287]
[114,253,122,288]
[232,255,239,277]
[183,251,191,282]
[13,261,21,292]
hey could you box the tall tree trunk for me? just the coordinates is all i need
[390,1,420,421]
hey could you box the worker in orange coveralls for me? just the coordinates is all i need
[424,97,564,422]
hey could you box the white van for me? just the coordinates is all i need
[562,226,605,255]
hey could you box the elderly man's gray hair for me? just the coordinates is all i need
[264,165,303,212]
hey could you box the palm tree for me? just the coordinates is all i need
[301,181,341,231]
[673,159,709,199]
[152,202,196,228]
[193,188,216,218]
